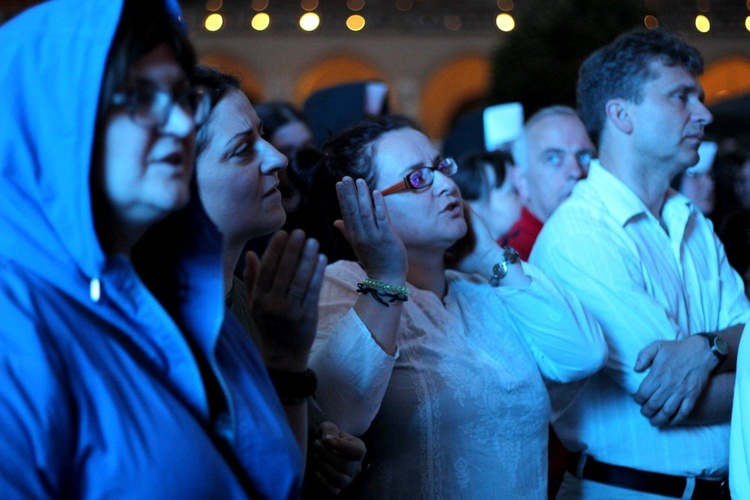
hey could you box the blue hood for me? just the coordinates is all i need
[0,1,303,496]
[0,0,234,407]
[0,0,119,284]
[0,0,224,351]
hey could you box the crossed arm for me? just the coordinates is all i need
[633,323,743,426]
[531,224,749,428]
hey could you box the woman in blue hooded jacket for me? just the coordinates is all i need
[0,0,302,497]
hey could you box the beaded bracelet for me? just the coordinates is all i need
[357,278,410,307]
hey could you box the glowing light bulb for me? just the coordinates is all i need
[695,14,710,33]
[496,13,515,32]
[252,12,271,31]
[346,15,366,31]
[300,12,320,31]
[205,13,223,31]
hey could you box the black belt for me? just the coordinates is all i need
[566,453,730,499]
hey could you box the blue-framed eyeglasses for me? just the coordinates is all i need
[380,157,458,196]
[111,83,211,130]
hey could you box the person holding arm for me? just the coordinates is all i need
[303,115,607,498]
[531,28,749,499]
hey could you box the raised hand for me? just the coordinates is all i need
[309,421,367,497]
[243,229,327,372]
[333,177,407,284]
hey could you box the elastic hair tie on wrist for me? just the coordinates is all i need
[356,278,410,307]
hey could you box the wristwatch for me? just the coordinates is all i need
[489,246,520,287]
[696,333,729,368]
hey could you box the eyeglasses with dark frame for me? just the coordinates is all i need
[380,157,458,196]
[111,83,212,130]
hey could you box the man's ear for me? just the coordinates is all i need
[605,98,633,134]
[510,165,529,204]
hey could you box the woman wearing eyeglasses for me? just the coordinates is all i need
[302,115,607,498]
[0,0,301,497]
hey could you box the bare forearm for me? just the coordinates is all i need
[352,275,406,356]
[283,402,308,468]
[714,323,744,372]
[680,372,735,426]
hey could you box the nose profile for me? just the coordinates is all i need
[433,168,458,196]
[261,138,288,174]
[162,102,195,137]
[694,100,713,126]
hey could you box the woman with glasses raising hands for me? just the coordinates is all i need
[303,115,607,498]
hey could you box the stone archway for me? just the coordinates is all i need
[419,55,489,140]
[294,55,386,107]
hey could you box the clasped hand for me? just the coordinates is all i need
[243,229,327,372]
[310,421,367,496]
[633,334,717,426]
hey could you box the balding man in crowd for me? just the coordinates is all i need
[501,106,595,260]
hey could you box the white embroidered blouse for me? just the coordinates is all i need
[310,260,606,499]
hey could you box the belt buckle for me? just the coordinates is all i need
[690,477,730,500]
[717,478,730,500]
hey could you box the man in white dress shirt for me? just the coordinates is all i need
[531,28,750,499]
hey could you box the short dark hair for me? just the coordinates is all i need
[453,150,513,201]
[192,65,241,158]
[255,102,308,142]
[302,114,419,262]
[577,28,704,147]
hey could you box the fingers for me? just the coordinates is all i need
[638,383,688,427]
[668,394,697,426]
[634,341,660,372]
[333,219,346,237]
[313,468,347,497]
[371,187,389,224]
[301,252,327,313]
[251,229,324,307]
[242,250,261,301]
[643,390,694,427]
[316,421,341,437]
[336,177,378,238]
[315,422,367,461]
[634,338,716,427]
[336,177,363,235]
[281,235,320,304]
[311,421,366,490]
[638,384,668,422]
[323,434,367,461]
[312,438,363,491]
[252,230,290,296]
